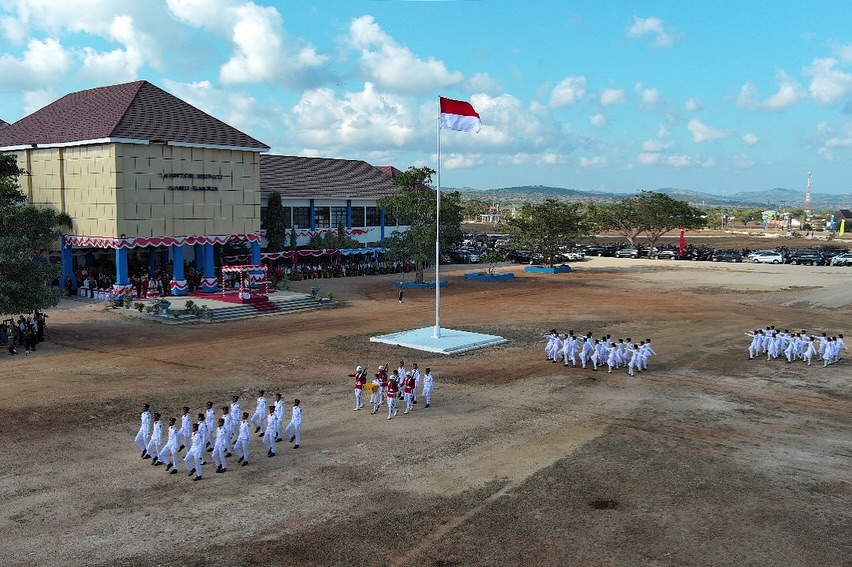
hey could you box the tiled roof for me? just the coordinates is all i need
[0,80,269,150]
[260,155,400,199]
[0,118,8,130]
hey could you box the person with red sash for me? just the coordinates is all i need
[349,365,367,410]
[386,373,400,420]
[402,371,415,415]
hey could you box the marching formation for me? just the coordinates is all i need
[746,327,848,366]
[133,391,303,482]
[349,360,434,420]
[544,330,657,376]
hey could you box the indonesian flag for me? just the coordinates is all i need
[440,97,481,133]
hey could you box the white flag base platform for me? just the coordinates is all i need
[370,326,507,355]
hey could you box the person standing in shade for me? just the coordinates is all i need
[235,412,251,466]
[251,389,267,434]
[398,284,404,303]
[183,423,204,481]
[135,403,152,458]
[160,417,180,474]
[285,399,302,448]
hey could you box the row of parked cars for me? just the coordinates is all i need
[590,243,852,266]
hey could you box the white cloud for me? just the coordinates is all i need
[688,119,730,142]
[742,132,759,145]
[732,154,755,169]
[635,82,659,105]
[162,79,273,135]
[589,112,606,127]
[658,125,671,138]
[78,15,153,82]
[23,88,59,114]
[684,98,702,112]
[0,37,70,88]
[550,76,586,107]
[804,57,852,105]
[664,154,713,168]
[580,156,607,168]
[467,72,501,94]
[627,16,680,48]
[599,88,625,106]
[443,152,482,169]
[289,82,418,150]
[737,71,805,111]
[638,152,660,165]
[348,15,462,94]
[642,139,671,152]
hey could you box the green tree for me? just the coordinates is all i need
[589,200,644,246]
[0,154,64,315]
[377,166,464,283]
[264,191,287,252]
[462,198,491,221]
[739,208,764,228]
[506,199,591,267]
[635,191,706,256]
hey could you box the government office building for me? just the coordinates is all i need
[0,81,407,296]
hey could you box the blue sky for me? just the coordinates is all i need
[2,1,852,199]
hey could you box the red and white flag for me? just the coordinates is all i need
[440,96,481,133]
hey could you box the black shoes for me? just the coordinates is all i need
[169,469,178,475]
[141,450,147,458]
[238,456,244,464]
[293,444,299,449]
[255,426,261,433]
[289,436,295,443]
[275,438,282,443]
[165,463,172,471]
[193,476,202,481]
[188,468,195,476]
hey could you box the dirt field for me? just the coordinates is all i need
[3,235,852,567]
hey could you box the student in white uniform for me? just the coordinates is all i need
[421,368,434,408]
[183,423,204,481]
[212,418,229,473]
[204,401,216,449]
[145,413,163,465]
[177,406,191,452]
[411,363,421,404]
[135,403,152,458]
[263,405,278,457]
[285,399,302,448]
[160,417,180,474]
[274,393,285,442]
[229,396,241,438]
[251,390,267,434]
[235,412,251,466]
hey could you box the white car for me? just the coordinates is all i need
[830,252,852,266]
[751,250,783,264]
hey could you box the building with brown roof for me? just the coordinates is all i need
[0,80,408,297]
[260,155,406,245]
[0,80,271,295]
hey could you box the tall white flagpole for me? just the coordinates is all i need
[434,106,442,339]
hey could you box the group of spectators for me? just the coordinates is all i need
[2,312,47,355]
[269,258,413,286]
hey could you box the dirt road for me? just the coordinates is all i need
[2,254,851,566]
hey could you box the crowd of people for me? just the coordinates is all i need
[350,360,434,419]
[2,312,48,355]
[134,390,303,482]
[543,330,657,377]
[745,327,848,366]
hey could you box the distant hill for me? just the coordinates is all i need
[453,185,845,210]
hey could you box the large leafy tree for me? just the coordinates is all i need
[264,191,288,252]
[590,199,644,246]
[635,191,706,255]
[0,154,64,315]
[506,198,591,267]
[377,166,464,283]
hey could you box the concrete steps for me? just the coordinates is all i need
[209,295,321,323]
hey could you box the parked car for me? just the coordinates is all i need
[786,249,825,266]
[581,243,617,257]
[830,252,852,266]
[711,249,743,262]
[654,248,677,260]
[615,247,640,259]
[751,250,784,264]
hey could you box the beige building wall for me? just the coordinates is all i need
[9,142,261,238]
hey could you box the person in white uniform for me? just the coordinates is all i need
[235,412,251,466]
[177,406,191,452]
[204,401,216,450]
[212,418,229,473]
[183,423,204,481]
[229,396,241,439]
[285,399,302,448]
[135,403,152,458]
[251,390,267,434]
[421,368,434,408]
[274,393,285,442]
[160,417,180,474]
[263,405,278,457]
[145,413,163,465]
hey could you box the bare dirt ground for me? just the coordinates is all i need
[3,234,852,567]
